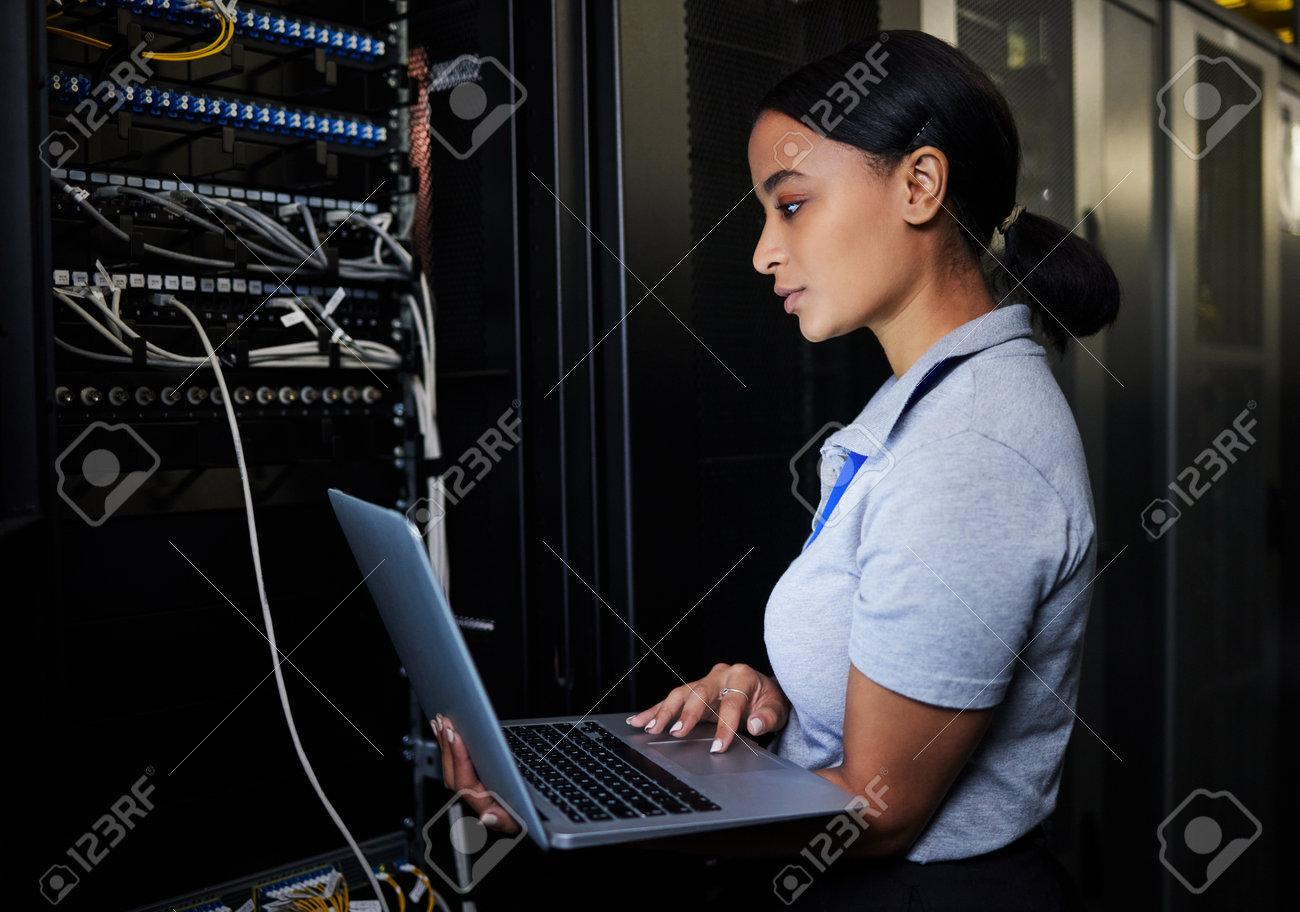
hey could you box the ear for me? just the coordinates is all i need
[900,147,948,227]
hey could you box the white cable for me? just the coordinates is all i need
[164,293,391,912]
[404,294,431,391]
[411,272,447,596]
[55,337,134,364]
[418,274,440,460]
[353,212,413,267]
[55,291,137,357]
[298,202,322,261]
[92,261,124,341]
[83,283,121,343]
[428,474,448,598]
[57,288,210,365]
[369,212,393,266]
[53,336,220,369]
[186,192,319,266]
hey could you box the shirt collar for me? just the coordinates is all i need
[825,303,1035,457]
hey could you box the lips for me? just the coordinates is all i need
[775,285,805,314]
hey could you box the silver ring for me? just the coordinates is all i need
[719,688,750,701]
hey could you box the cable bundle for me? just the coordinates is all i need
[56,178,413,283]
[54,273,403,372]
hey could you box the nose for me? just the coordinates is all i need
[752,219,785,276]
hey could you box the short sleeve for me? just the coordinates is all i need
[848,431,1070,709]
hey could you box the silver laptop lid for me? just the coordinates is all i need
[328,488,550,849]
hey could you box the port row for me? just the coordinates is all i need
[56,385,383,408]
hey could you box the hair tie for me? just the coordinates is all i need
[998,203,1024,235]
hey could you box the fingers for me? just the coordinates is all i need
[430,714,521,834]
[669,680,725,738]
[434,714,455,785]
[625,663,756,742]
[744,701,779,737]
[624,703,663,731]
[628,679,718,736]
[470,797,521,835]
[623,665,791,752]
[710,686,750,753]
[745,680,789,737]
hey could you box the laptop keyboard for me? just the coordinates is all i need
[504,720,722,825]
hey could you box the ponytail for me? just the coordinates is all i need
[999,209,1120,353]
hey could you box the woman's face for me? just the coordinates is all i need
[747,111,933,343]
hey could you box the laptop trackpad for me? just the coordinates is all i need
[644,738,786,775]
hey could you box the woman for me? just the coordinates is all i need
[433,29,1116,910]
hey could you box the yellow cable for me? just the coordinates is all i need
[46,25,109,48]
[142,3,232,62]
[46,1,232,62]
[402,866,435,912]
[379,873,406,912]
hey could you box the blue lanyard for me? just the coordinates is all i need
[803,451,867,551]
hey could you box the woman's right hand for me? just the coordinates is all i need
[625,663,791,753]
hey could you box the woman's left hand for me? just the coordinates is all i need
[431,713,522,834]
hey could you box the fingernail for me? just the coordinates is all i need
[644,722,656,733]
[447,726,456,745]
[670,721,684,733]
[749,717,763,734]
[481,812,499,827]
[710,739,722,753]
[626,715,637,725]
[434,714,443,734]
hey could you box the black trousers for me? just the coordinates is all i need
[703,825,1085,912]
[486,824,1083,911]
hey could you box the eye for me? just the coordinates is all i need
[777,200,804,219]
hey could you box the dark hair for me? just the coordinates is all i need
[754,30,1119,353]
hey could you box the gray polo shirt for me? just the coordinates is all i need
[764,302,1097,863]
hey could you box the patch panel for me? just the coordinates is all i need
[50,168,382,215]
[52,272,390,331]
[48,71,389,147]
[254,863,341,910]
[127,833,413,912]
[51,171,411,288]
[88,0,392,63]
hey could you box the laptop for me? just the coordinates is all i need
[329,488,854,849]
